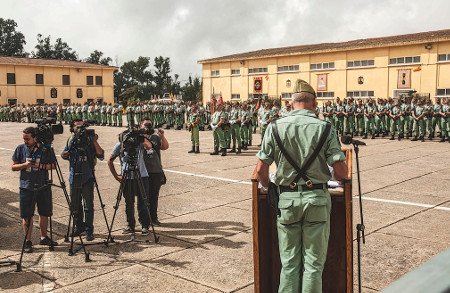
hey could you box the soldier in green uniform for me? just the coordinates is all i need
[259,101,272,147]
[126,103,134,127]
[240,103,252,150]
[106,103,113,126]
[210,103,227,156]
[117,103,124,127]
[229,102,242,154]
[255,79,347,293]
[187,104,201,154]
[411,99,425,141]
[389,100,403,140]
[322,100,335,127]
[364,98,376,139]
[432,97,443,140]
[385,98,394,135]
[343,98,355,136]
[223,103,232,149]
[423,98,434,140]
[439,97,449,142]
[334,99,344,135]
[374,98,387,137]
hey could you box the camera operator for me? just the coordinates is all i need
[12,127,58,253]
[107,128,153,235]
[140,118,169,226]
[61,119,104,241]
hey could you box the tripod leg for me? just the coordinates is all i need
[49,216,54,251]
[92,176,112,241]
[106,179,126,245]
[16,216,33,272]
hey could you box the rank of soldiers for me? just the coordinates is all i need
[1,96,449,152]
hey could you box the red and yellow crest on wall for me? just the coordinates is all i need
[254,77,262,93]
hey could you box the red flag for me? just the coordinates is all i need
[256,98,261,110]
[211,95,217,115]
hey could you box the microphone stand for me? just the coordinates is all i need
[353,143,366,293]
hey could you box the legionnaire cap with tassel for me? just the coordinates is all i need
[294,79,316,96]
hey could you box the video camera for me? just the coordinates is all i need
[35,117,64,146]
[119,123,154,156]
[70,120,96,152]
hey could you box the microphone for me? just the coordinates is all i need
[341,135,366,146]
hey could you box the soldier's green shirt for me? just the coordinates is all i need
[211,111,225,125]
[257,109,345,186]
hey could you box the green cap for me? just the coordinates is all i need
[293,79,316,96]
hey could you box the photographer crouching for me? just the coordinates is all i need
[11,127,58,253]
[61,119,104,241]
[140,118,169,226]
[108,127,153,235]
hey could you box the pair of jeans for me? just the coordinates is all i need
[70,178,94,233]
[123,178,150,229]
[147,173,163,221]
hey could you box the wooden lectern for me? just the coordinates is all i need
[252,149,353,293]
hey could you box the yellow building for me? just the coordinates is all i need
[0,56,117,105]
[199,29,450,104]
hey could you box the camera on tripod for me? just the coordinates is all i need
[70,120,96,151]
[120,124,154,154]
[35,117,64,146]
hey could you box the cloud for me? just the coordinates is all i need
[1,0,449,80]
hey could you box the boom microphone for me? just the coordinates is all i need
[341,135,366,146]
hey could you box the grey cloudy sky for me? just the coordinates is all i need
[2,0,450,80]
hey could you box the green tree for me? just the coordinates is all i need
[85,50,112,65]
[32,34,78,60]
[153,56,172,94]
[115,56,153,102]
[0,18,27,57]
[182,75,202,102]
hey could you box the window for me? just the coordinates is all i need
[231,94,241,100]
[310,62,335,71]
[95,76,103,86]
[87,98,94,103]
[436,88,450,96]
[36,74,44,85]
[347,91,375,98]
[211,70,220,77]
[249,93,268,99]
[7,73,16,84]
[277,65,299,72]
[62,75,70,85]
[8,99,17,105]
[316,92,335,98]
[63,99,71,105]
[281,93,292,99]
[347,59,375,68]
[389,56,420,65]
[248,67,268,74]
[437,54,450,62]
[36,99,45,105]
[86,75,94,85]
[231,69,240,75]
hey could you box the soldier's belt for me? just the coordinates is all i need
[279,183,327,193]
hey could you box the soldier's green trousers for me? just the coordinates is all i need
[240,125,249,145]
[343,115,354,134]
[355,116,364,135]
[364,117,375,135]
[431,117,441,136]
[412,118,425,137]
[213,127,226,149]
[334,116,344,134]
[224,125,231,147]
[390,118,403,135]
[118,113,123,127]
[230,123,242,147]
[375,115,386,133]
[277,189,331,293]
[191,126,200,147]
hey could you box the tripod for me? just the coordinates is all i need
[106,148,159,244]
[65,135,111,252]
[353,143,366,293]
[41,144,91,262]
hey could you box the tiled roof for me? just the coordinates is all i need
[198,29,450,64]
[0,56,118,69]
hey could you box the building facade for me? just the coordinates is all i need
[198,29,450,104]
[0,57,117,105]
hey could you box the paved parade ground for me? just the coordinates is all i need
[0,122,449,292]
